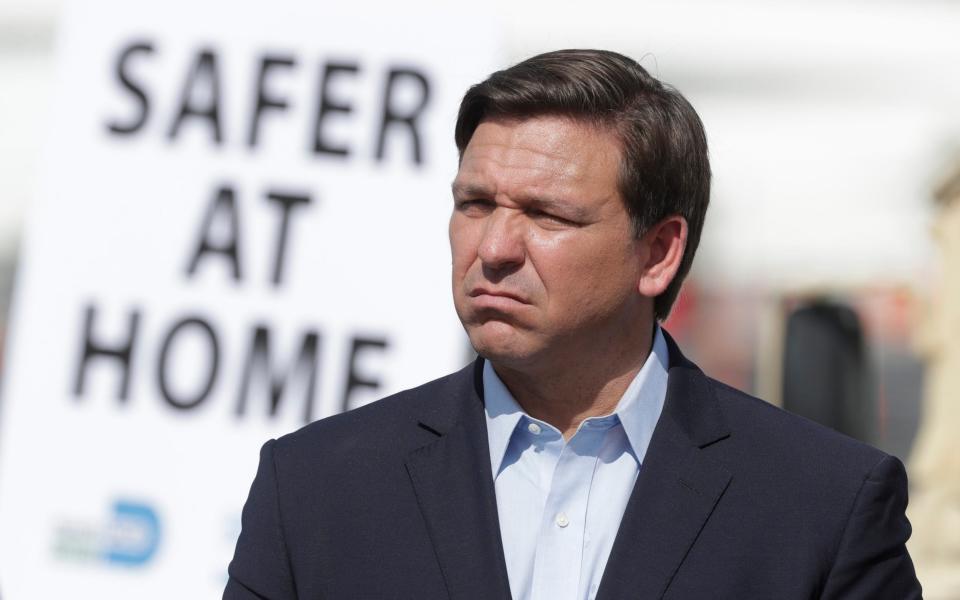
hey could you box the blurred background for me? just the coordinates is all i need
[2,0,960,597]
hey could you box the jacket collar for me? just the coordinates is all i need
[404,359,513,599]
[596,330,732,599]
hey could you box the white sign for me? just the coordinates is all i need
[0,1,500,597]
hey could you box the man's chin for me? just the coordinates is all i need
[466,324,541,368]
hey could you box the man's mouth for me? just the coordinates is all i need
[469,288,529,304]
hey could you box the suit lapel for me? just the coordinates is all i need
[404,360,512,600]
[597,333,732,600]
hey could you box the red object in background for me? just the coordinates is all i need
[663,281,696,339]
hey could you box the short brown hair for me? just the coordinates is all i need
[455,49,710,321]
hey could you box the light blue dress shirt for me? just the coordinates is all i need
[483,327,669,600]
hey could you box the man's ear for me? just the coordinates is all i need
[637,215,688,298]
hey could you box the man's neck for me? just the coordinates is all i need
[491,325,657,440]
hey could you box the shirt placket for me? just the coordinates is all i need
[530,428,604,600]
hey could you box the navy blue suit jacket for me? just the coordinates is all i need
[224,334,921,599]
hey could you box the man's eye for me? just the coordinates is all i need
[456,199,493,213]
[529,209,575,226]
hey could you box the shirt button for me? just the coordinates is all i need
[527,422,542,435]
[555,512,570,528]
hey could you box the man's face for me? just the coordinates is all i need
[450,116,646,369]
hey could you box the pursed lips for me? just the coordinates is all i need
[468,288,530,307]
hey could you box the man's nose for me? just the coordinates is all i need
[477,209,525,273]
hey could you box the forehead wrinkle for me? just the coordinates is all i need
[486,116,620,178]
[467,146,589,196]
[455,154,564,203]
[455,117,623,213]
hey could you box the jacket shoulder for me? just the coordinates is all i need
[708,377,891,478]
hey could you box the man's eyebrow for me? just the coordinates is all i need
[451,183,595,220]
[522,196,592,221]
[451,182,493,198]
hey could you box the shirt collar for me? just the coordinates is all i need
[482,361,527,477]
[483,326,670,475]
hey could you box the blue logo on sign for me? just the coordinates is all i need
[103,500,161,566]
[52,499,161,568]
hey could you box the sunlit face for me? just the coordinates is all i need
[450,116,646,370]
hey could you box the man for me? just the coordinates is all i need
[225,50,921,599]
